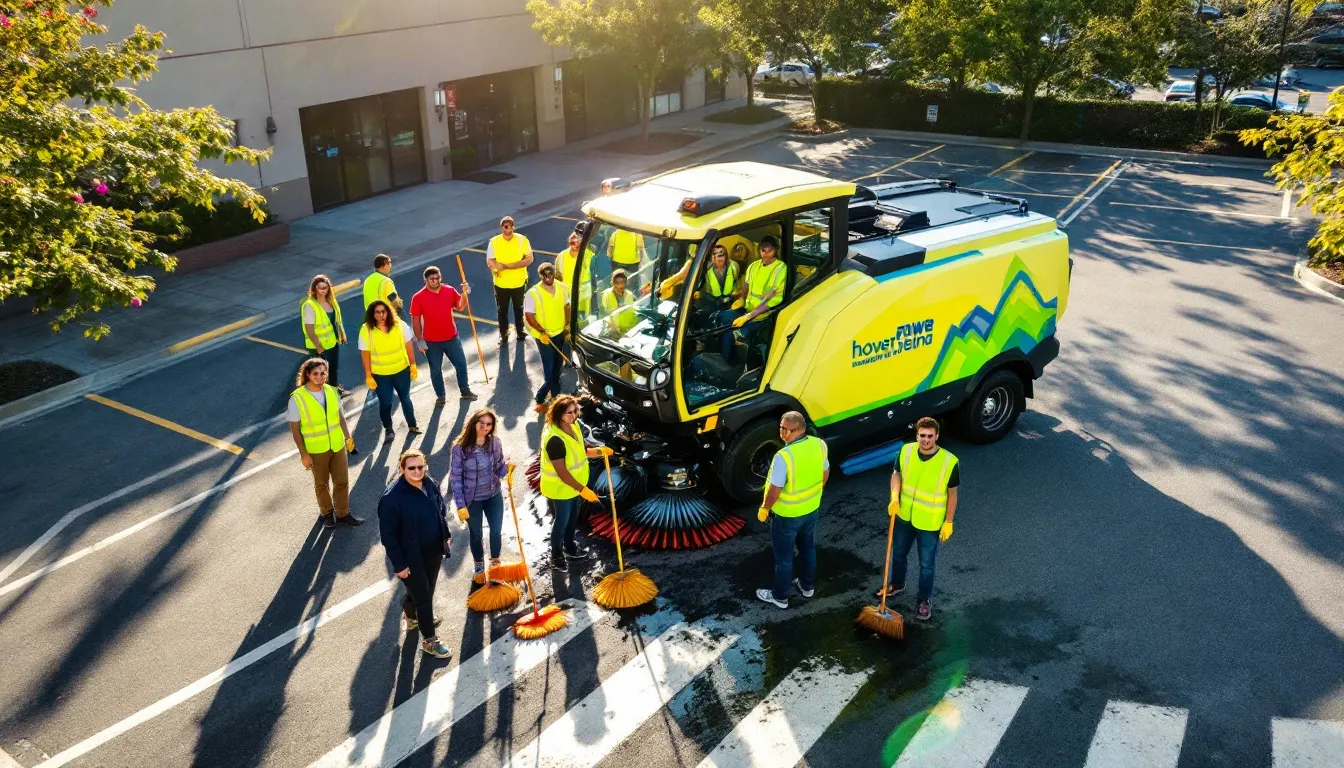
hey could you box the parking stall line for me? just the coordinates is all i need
[987,151,1033,177]
[1106,201,1296,222]
[244,335,310,355]
[1057,159,1125,226]
[893,678,1030,767]
[33,579,395,768]
[464,247,487,254]
[84,394,250,457]
[1281,187,1294,219]
[1098,234,1276,253]
[551,215,584,222]
[1272,716,1344,767]
[972,188,1075,199]
[850,144,946,182]
[1083,701,1188,768]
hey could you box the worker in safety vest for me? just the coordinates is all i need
[698,242,742,358]
[601,268,638,338]
[486,215,534,346]
[880,416,959,622]
[728,235,786,363]
[524,262,570,414]
[606,228,646,292]
[756,410,829,609]
[287,357,360,529]
[301,274,349,395]
[359,299,420,440]
[555,230,593,315]
[363,253,401,312]
[539,394,609,573]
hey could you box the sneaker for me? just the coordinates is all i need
[384,429,395,441]
[434,396,446,407]
[336,514,364,527]
[421,638,453,659]
[320,512,336,529]
[875,583,905,598]
[461,390,478,401]
[916,600,932,621]
[405,616,442,632]
[533,402,547,414]
[563,546,592,561]
[551,555,568,573]
[793,578,814,598]
[473,561,485,577]
[407,425,423,435]
[755,588,788,609]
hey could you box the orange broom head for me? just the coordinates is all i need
[466,581,521,613]
[487,560,529,584]
[855,605,904,640]
[592,567,658,610]
[513,603,567,639]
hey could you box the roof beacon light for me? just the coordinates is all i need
[677,194,743,217]
[679,197,700,215]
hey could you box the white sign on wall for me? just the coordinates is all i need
[926,105,939,123]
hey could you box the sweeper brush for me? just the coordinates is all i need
[504,464,567,640]
[587,490,745,550]
[855,508,904,640]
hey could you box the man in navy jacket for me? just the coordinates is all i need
[378,448,453,659]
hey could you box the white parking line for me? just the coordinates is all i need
[1083,701,1188,768]
[697,663,870,768]
[309,603,601,768]
[35,579,394,768]
[1108,201,1296,222]
[1060,161,1127,227]
[894,678,1030,767]
[1272,716,1344,767]
[506,622,739,768]
[1281,187,1294,219]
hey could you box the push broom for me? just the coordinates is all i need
[503,463,568,639]
[455,253,490,386]
[466,543,521,614]
[855,502,904,640]
[592,452,658,609]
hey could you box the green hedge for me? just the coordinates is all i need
[815,79,1271,157]
[149,197,272,253]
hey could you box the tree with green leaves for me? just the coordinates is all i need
[1201,5,1279,129]
[1242,89,1344,268]
[1,0,268,339]
[890,0,994,93]
[528,0,707,142]
[699,0,771,108]
[738,0,889,108]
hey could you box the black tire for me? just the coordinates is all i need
[956,369,1025,444]
[719,416,786,504]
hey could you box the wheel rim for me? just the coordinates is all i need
[747,439,782,485]
[980,386,1014,432]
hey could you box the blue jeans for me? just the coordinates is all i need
[425,338,470,398]
[467,492,504,562]
[372,368,416,431]
[549,496,581,556]
[534,337,566,404]
[890,517,940,601]
[771,510,818,601]
[714,309,740,359]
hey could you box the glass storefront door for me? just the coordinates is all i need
[300,88,426,211]
[446,68,539,177]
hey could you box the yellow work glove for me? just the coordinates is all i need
[539,332,551,345]
[579,486,599,503]
[658,279,680,301]
[457,507,470,522]
[887,498,900,518]
[757,506,769,523]
[345,436,357,453]
[939,521,954,542]
[731,314,750,329]
[586,446,613,458]
[365,375,377,391]
[408,365,418,381]
[731,297,745,311]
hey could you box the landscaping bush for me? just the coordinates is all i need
[149,197,272,253]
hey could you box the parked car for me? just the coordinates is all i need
[755,63,814,86]
[978,82,1004,93]
[1256,67,1301,88]
[1227,92,1305,113]
[1077,75,1135,99]
[1164,81,1198,101]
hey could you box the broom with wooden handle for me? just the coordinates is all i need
[592,452,658,609]
[855,501,904,639]
[455,253,489,385]
[504,463,568,639]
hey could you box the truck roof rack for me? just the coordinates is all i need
[849,179,1029,237]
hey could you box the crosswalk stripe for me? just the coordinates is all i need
[697,662,870,768]
[308,602,601,768]
[1272,716,1344,767]
[894,678,1030,767]
[506,621,739,768]
[1084,701,1188,768]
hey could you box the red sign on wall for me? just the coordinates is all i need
[443,84,457,111]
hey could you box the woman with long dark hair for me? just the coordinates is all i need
[300,274,348,395]
[539,394,610,572]
[359,299,420,440]
[449,408,508,578]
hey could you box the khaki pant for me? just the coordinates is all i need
[310,449,350,517]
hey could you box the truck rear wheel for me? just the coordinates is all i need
[719,416,784,504]
[957,369,1025,444]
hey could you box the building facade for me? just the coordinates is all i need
[100,1,745,221]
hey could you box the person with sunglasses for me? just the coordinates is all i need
[359,299,421,440]
[486,215,534,346]
[879,416,959,622]
[449,408,508,579]
[378,449,453,659]
[756,410,829,610]
[539,394,609,573]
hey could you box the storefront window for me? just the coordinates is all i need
[648,70,684,118]
[445,68,539,177]
[300,88,426,211]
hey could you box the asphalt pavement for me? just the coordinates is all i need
[0,136,1341,768]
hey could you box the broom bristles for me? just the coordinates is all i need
[592,568,658,609]
[513,603,567,639]
[488,561,529,583]
[855,605,904,639]
[466,581,521,613]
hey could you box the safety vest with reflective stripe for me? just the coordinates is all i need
[490,233,531,289]
[706,262,739,298]
[744,259,786,311]
[897,443,959,531]
[770,435,827,517]
[359,321,410,375]
[610,230,643,265]
[556,248,593,312]
[363,271,396,310]
[540,422,590,500]
[291,385,343,454]
[301,297,344,350]
[601,288,637,334]
[526,281,569,339]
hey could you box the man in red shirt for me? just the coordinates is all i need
[410,265,477,406]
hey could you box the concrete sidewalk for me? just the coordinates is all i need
[0,97,809,423]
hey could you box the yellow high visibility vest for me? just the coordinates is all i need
[359,321,410,375]
[490,233,531,289]
[744,259,786,311]
[291,385,343,454]
[540,423,590,500]
[770,435,827,517]
[601,288,637,334]
[706,262,739,298]
[556,248,593,312]
[363,271,396,310]
[897,443,959,531]
[301,297,343,350]
[610,230,643,265]
[527,281,569,338]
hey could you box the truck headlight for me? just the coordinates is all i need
[652,367,670,388]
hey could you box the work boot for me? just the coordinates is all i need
[407,425,422,436]
[564,545,592,561]
[434,396,446,407]
[533,402,547,414]
[793,578,814,598]
[384,428,395,441]
[461,390,478,401]
[755,589,788,609]
[320,511,336,529]
[916,600,932,621]
[421,638,453,659]
[336,514,364,527]
[551,553,568,573]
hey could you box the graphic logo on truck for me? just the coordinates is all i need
[851,318,936,368]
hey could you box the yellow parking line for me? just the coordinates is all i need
[244,335,310,355]
[1100,234,1276,252]
[457,313,498,327]
[85,394,250,457]
[1057,159,1123,221]
[988,151,1034,177]
[551,215,584,223]
[164,314,265,354]
[1107,201,1295,221]
[850,144,946,182]
[332,279,360,295]
[464,247,487,255]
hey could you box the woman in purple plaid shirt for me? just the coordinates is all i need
[449,408,508,578]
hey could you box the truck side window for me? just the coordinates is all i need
[789,206,831,298]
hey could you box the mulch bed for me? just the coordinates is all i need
[0,360,80,406]
[789,116,845,135]
[458,170,516,185]
[704,105,787,125]
[1311,260,1344,286]
[595,132,701,155]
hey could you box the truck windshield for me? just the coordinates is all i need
[576,221,696,365]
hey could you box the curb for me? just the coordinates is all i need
[804,127,1277,170]
[1293,253,1344,305]
[0,121,791,431]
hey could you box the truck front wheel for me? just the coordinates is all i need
[719,416,785,504]
[956,369,1025,444]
